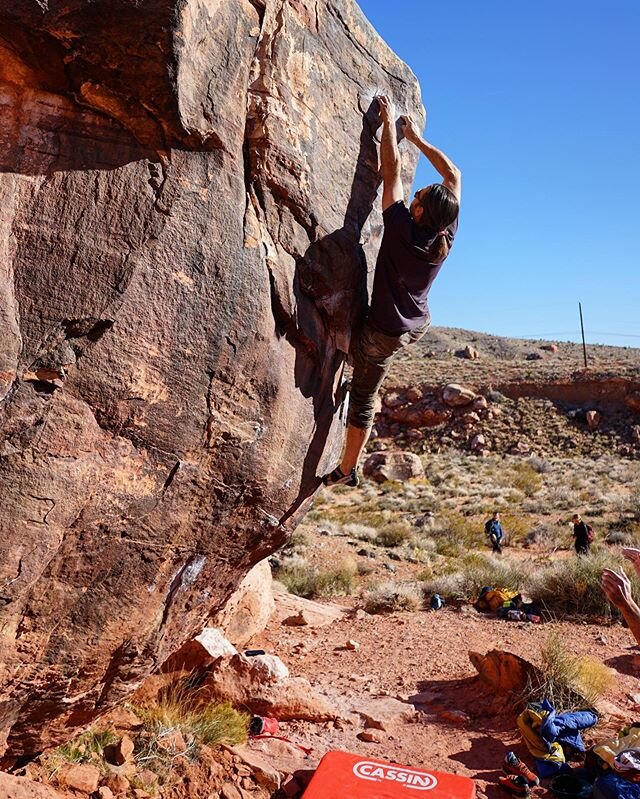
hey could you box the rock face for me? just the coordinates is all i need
[0,772,67,799]
[0,0,424,755]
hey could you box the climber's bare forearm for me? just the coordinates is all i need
[409,135,461,200]
[375,95,403,210]
[381,120,402,210]
[621,599,640,647]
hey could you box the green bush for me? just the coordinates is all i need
[421,553,525,600]
[525,549,640,617]
[376,521,413,548]
[45,729,119,774]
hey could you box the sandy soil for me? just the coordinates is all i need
[256,602,640,799]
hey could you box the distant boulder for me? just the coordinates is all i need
[442,383,477,407]
[456,345,480,360]
[363,451,425,483]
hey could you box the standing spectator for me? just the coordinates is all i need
[572,513,592,556]
[485,511,505,554]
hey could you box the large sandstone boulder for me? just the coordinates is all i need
[0,0,424,755]
[213,559,276,647]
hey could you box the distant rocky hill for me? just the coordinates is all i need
[373,327,640,460]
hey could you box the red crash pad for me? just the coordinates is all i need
[302,751,476,798]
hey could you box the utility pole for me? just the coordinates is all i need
[579,302,588,369]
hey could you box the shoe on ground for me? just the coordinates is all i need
[322,466,359,487]
[498,774,530,797]
[503,751,540,787]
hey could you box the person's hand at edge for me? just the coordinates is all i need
[399,114,422,144]
[602,567,633,610]
[622,548,640,580]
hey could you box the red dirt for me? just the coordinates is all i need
[256,604,640,799]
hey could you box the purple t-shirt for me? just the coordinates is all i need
[368,201,457,336]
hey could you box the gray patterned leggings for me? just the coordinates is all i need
[347,320,429,429]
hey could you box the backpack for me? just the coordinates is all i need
[587,524,594,543]
[485,519,502,539]
[476,588,519,612]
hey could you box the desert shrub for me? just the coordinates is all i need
[363,581,422,614]
[431,512,484,547]
[605,530,635,546]
[278,559,356,598]
[422,553,525,601]
[529,457,551,474]
[525,549,640,617]
[511,463,544,497]
[505,489,526,505]
[376,521,413,548]
[323,504,390,529]
[523,522,567,551]
[499,514,531,544]
[136,693,247,750]
[547,486,573,510]
[379,480,405,495]
[342,523,378,542]
[629,489,640,521]
[523,633,615,711]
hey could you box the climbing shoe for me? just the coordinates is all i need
[503,752,540,787]
[498,774,530,797]
[323,466,359,487]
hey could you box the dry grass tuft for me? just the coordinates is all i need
[523,633,615,711]
[44,729,119,776]
[130,682,248,788]
[363,581,422,614]
[278,558,357,598]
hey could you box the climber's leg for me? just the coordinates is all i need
[324,322,415,485]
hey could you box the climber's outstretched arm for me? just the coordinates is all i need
[377,95,403,211]
[401,115,461,202]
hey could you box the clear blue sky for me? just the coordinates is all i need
[359,0,640,346]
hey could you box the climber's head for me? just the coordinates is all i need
[410,183,459,231]
[410,183,459,260]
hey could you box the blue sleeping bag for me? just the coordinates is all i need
[593,772,640,799]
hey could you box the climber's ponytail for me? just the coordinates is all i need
[415,184,459,262]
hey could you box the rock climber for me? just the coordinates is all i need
[324,95,461,487]
[571,513,592,556]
